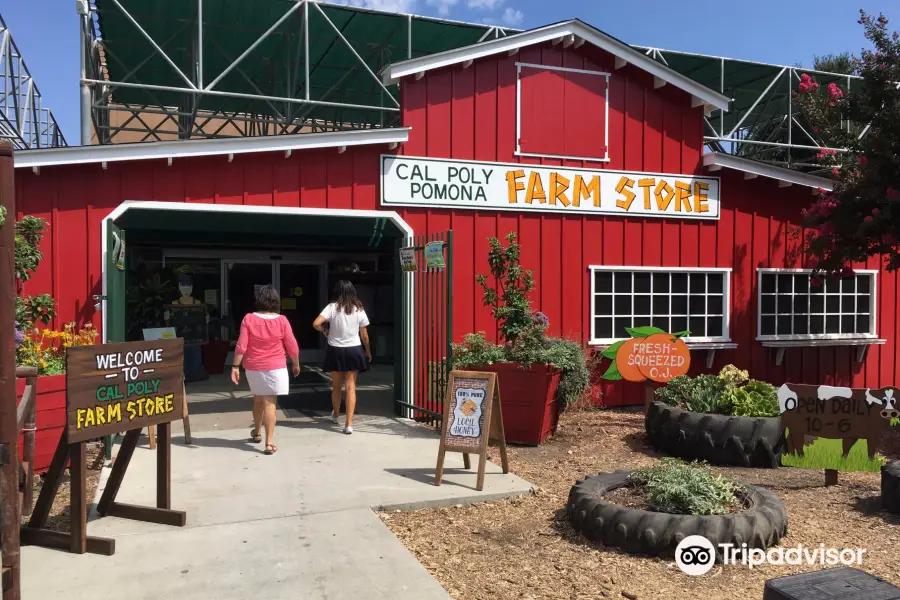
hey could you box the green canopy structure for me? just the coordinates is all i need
[83,0,862,173]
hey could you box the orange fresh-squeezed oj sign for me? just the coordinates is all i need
[600,326,691,383]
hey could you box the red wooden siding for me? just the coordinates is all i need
[518,64,608,159]
[14,145,386,334]
[396,41,899,405]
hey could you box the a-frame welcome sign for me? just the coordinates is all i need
[21,339,188,555]
[435,370,509,491]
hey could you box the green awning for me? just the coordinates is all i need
[95,0,502,127]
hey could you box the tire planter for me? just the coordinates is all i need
[882,461,900,515]
[568,470,788,560]
[645,401,786,468]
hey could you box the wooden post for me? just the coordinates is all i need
[157,422,171,509]
[0,139,20,599]
[21,374,35,516]
[69,441,87,554]
[182,383,192,444]
[643,381,654,415]
[825,469,839,486]
[148,425,156,449]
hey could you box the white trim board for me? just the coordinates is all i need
[15,128,410,170]
[703,152,834,191]
[382,19,731,113]
[100,201,415,409]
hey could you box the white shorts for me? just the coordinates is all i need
[245,368,289,396]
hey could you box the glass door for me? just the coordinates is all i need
[276,261,327,363]
[222,260,275,342]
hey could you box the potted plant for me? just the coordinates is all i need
[11,215,101,472]
[644,365,787,468]
[568,459,787,559]
[452,233,590,445]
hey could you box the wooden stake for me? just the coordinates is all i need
[148,425,156,450]
[69,442,86,554]
[643,381,654,415]
[157,422,171,509]
[825,469,839,486]
[182,383,192,444]
[28,435,69,529]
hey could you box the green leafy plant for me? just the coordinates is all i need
[12,215,56,330]
[725,379,779,417]
[126,271,177,340]
[451,332,507,368]
[718,364,749,390]
[655,374,727,413]
[627,458,743,515]
[475,233,535,346]
[544,338,590,407]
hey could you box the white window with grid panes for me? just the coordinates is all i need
[589,266,732,345]
[756,269,878,341]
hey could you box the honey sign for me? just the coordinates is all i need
[601,326,691,383]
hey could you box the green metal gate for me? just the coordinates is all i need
[395,231,453,425]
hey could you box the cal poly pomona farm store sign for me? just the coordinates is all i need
[381,156,721,220]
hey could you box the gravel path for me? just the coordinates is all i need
[380,408,900,600]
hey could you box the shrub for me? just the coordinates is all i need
[627,458,743,515]
[726,380,779,417]
[654,365,779,418]
[451,332,507,368]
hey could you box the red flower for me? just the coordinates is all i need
[831,168,840,177]
[873,208,881,216]
[841,266,856,278]
[830,270,843,280]
[889,187,900,200]
[810,277,823,287]
[800,73,812,84]
[812,126,820,133]
[798,82,810,93]
[865,216,874,223]
[858,155,869,167]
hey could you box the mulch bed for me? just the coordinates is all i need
[380,408,900,600]
[21,444,105,532]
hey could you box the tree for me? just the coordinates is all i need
[813,52,857,75]
[795,11,900,276]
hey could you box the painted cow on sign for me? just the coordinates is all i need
[777,384,899,459]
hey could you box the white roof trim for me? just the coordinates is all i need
[382,20,730,112]
[702,152,834,191]
[14,128,410,169]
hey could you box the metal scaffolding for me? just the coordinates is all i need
[81,0,514,145]
[0,15,67,150]
[638,46,861,175]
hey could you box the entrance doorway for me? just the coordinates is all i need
[224,261,273,341]
[277,262,324,360]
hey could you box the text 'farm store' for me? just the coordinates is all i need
[13,14,898,410]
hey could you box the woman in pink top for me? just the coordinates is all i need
[231,285,300,455]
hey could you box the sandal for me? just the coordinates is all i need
[250,428,262,443]
[265,444,277,455]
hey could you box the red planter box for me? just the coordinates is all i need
[473,363,561,445]
[16,373,66,474]
[202,340,231,374]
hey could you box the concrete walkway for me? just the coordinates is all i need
[22,386,533,599]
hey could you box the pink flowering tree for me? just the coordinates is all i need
[794,11,900,280]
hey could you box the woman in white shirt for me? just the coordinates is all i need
[313,280,372,434]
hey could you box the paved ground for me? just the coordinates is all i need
[22,367,533,600]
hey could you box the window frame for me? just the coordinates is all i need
[515,62,611,163]
[755,268,879,342]
[588,265,733,346]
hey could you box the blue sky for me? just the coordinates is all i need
[3,0,899,144]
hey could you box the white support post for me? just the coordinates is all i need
[197,0,204,88]
[775,348,785,366]
[304,0,310,101]
[726,67,786,138]
[706,350,716,370]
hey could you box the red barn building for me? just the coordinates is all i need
[13,17,894,426]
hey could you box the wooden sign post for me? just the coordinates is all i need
[435,370,509,491]
[778,383,899,486]
[21,339,188,556]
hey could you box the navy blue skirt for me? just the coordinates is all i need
[323,344,368,373]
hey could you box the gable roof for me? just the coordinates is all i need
[702,152,834,191]
[382,19,731,113]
